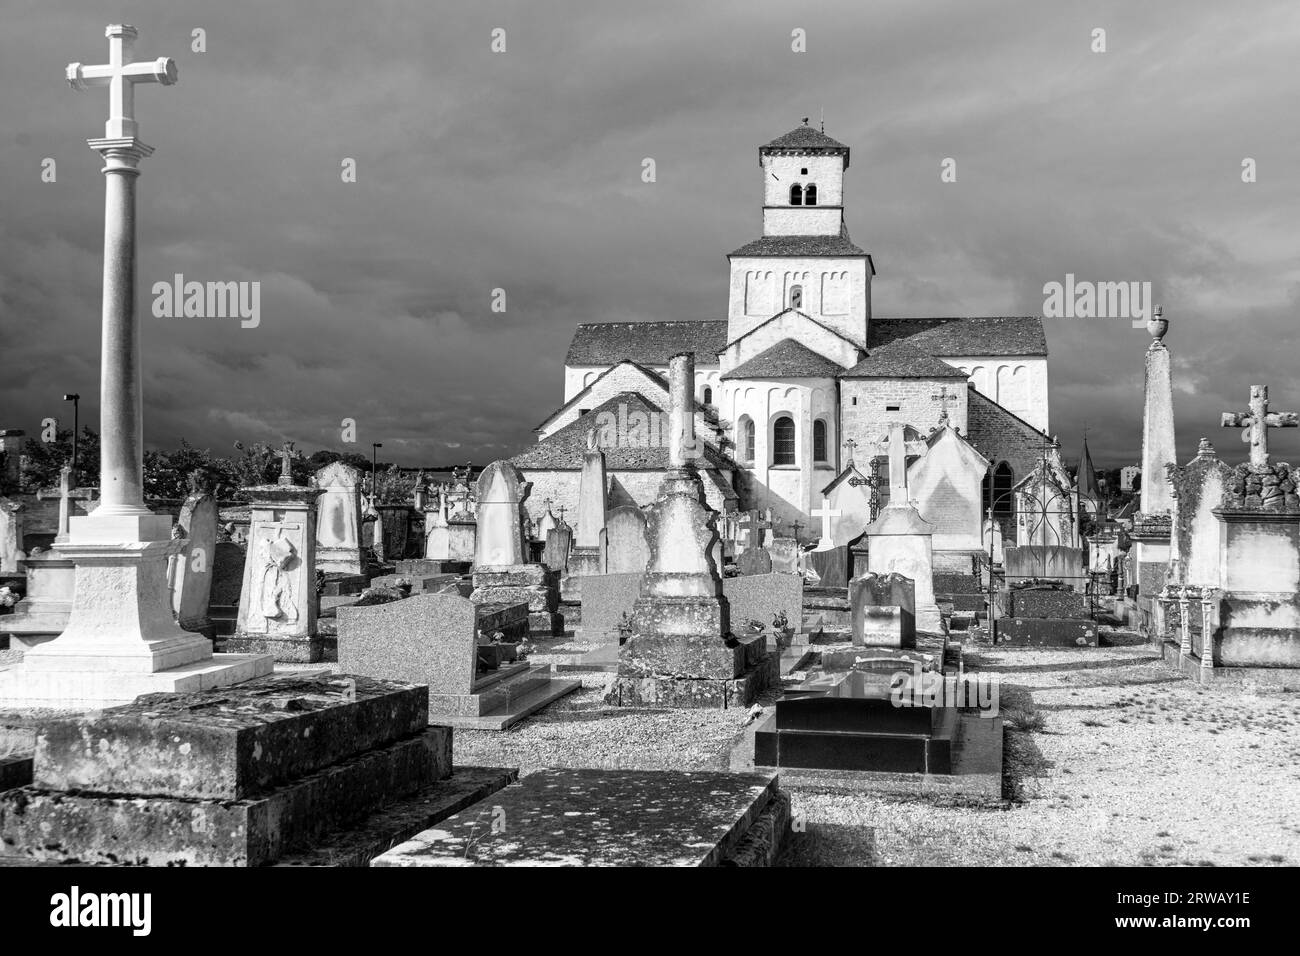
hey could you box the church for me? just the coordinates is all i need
[513,121,1053,563]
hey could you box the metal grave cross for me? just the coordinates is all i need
[1221,385,1298,466]
[67,24,177,140]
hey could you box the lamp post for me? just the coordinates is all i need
[63,393,80,483]
[371,442,383,506]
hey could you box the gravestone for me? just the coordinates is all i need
[806,545,850,588]
[336,592,579,730]
[446,515,477,563]
[850,572,916,648]
[226,484,324,663]
[377,504,414,562]
[567,436,609,591]
[424,496,451,560]
[470,460,561,635]
[314,462,364,574]
[542,525,572,573]
[210,539,247,638]
[602,505,650,574]
[736,545,773,576]
[169,493,218,639]
[723,573,803,637]
[1003,545,1084,585]
[769,537,800,575]
[579,572,644,644]
[0,499,24,574]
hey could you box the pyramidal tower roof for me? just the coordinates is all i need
[760,121,850,167]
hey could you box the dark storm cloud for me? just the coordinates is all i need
[2,0,1298,469]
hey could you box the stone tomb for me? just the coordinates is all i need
[372,769,790,867]
[850,572,916,649]
[336,592,579,730]
[0,674,512,867]
[753,668,1001,796]
[2,547,76,651]
[997,583,1098,647]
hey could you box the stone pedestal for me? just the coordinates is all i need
[863,505,941,632]
[226,485,324,663]
[1130,513,1173,639]
[0,514,271,708]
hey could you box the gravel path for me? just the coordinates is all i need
[451,638,1300,866]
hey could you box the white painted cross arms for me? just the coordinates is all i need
[1221,385,1298,466]
[811,499,842,550]
[67,25,177,141]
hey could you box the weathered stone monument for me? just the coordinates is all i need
[0,26,270,705]
[469,460,562,636]
[168,491,217,639]
[1131,306,1177,636]
[567,431,609,592]
[226,448,324,663]
[862,423,941,631]
[606,353,776,708]
[314,461,364,574]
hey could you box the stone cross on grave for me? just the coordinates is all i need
[874,422,928,505]
[843,437,857,464]
[811,498,842,550]
[277,441,295,486]
[1221,385,1298,466]
[55,465,74,542]
[736,510,756,548]
[556,505,568,525]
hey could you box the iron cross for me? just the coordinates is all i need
[67,25,177,140]
[1221,385,1298,466]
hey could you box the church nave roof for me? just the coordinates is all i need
[720,338,848,381]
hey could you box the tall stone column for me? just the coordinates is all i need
[668,352,696,471]
[1,25,271,706]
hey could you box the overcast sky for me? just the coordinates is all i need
[3,0,1299,470]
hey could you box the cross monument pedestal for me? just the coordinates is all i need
[0,25,271,707]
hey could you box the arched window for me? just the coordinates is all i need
[789,184,803,206]
[789,284,803,310]
[737,416,755,463]
[813,419,828,462]
[983,461,1015,518]
[773,416,796,466]
[805,183,817,206]
[702,386,713,406]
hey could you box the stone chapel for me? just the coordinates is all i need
[514,121,1054,556]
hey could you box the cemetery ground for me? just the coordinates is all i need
[450,630,1300,867]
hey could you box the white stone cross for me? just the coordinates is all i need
[55,465,73,541]
[811,499,841,550]
[67,24,177,140]
[1221,385,1298,466]
[874,422,928,504]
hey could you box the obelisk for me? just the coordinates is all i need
[1130,305,1176,638]
[1,26,271,706]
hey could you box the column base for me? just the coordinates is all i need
[0,654,272,709]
